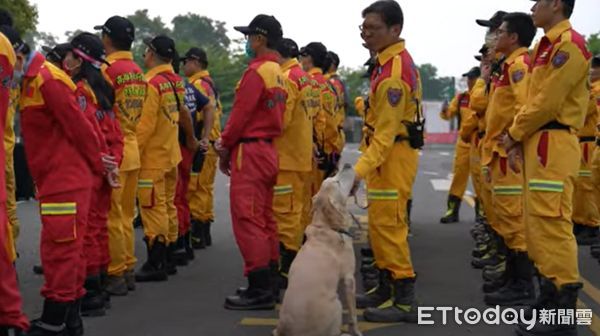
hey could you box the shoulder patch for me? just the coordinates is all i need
[387,88,403,107]
[78,95,87,111]
[511,69,525,84]
[1,76,10,88]
[552,50,570,68]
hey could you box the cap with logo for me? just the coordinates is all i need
[462,66,481,79]
[70,32,108,69]
[181,47,208,66]
[42,43,73,64]
[300,42,327,62]
[476,11,508,30]
[234,14,283,44]
[143,35,177,60]
[94,16,135,44]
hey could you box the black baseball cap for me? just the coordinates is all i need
[475,44,489,61]
[181,47,208,66]
[42,43,72,63]
[234,14,283,43]
[476,11,508,29]
[276,38,299,58]
[70,32,108,68]
[300,42,327,62]
[462,66,481,79]
[143,35,177,60]
[0,25,24,52]
[328,51,340,68]
[94,16,135,43]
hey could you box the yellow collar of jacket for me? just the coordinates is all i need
[146,63,174,80]
[281,58,299,72]
[377,40,406,66]
[189,70,210,83]
[544,20,572,43]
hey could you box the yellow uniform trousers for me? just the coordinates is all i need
[188,148,218,222]
[273,171,310,252]
[4,151,17,262]
[300,167,315,232]
[523,130,579,287]
[138,169,170,243]
[107,169,139,276]
[572,140,599,228]
[449,139,471,198]
[490,155,526,251]
[366,142,418,280]
[165,166,178,244]
[591,146,600,226]
[469,135,483,200]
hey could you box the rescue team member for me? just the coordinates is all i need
[11,26,115,335]
[134,35,184,282]
[299,42,338,191]
[64,32,124,318]
[502,0,591,334]
[439,67,479,224]
[181,47,222,250]
[479,13,536,306]
[0,23,28,336]
[590,55,600,259]
[172,49,214,262]
[325,51,348,155]
[216,14,285,310]
[96,16,146,295]
[351,0,422,323]
[272,38,316,287]
[572,53,600,245]
[41,43,71,68]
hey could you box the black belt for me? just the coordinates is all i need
[540,121,570,131]
[477,131,486,139]
[596,138,600,147]
[579,136,595,143]
[239,138,272,144]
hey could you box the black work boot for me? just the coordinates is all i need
[576,225,600,246]
[190,219,206,249]
[357,269,392,309]
[591,243,600,259]
[98,271,112,309]
[81,275,106,317]
[0,326,24,336]
[203,220,213,247]
[182,231,195,260]
[472,234,506,269]
[364,277,418,323]
[482,252,511,294]
[278,246,297,289]
[224,268,276,311]
[484,251,534,306]
[32,265,44,275]
[26,299,69,336]
[65,300,83,336]
[440,195,461,224]
[361,247,374,258]
[516,281,582,336]
[165,244,179,275]
[362,271,379,292]
[170,238,189,267]
[135,236,168,282]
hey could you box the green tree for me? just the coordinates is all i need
[339,67,369,116]
[418,63,454,101]
[587,33,600,55]
[126,9,170,67]
[24,31,58,49]
[0,0,38,35]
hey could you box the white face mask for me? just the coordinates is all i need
[13,69,24,84]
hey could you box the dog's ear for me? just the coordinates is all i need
[325,196,348,229]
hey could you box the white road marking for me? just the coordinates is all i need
[422,171,439,176]
[430,179,452,191]
[439,152,451,156]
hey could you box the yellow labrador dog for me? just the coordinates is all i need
[274,164,362,336]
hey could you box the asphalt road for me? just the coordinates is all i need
[13,144,600,335]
